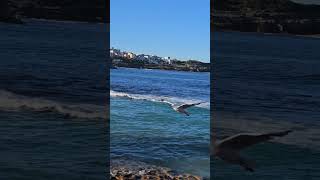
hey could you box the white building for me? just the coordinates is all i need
[123,52,136,59]
[164,57,172,64]
[110,48,121,57]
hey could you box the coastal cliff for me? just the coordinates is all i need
[212,0,320,34]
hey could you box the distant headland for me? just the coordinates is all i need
[212,0,320,35]
[110,48,210,72]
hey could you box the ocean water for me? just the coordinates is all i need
[212,31,320,179]
[110,68,210,177]
[0,19,108,179]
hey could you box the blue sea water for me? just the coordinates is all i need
[212,31,320,179]
[0,19,108,179]
[2,18,319,180]
[110,68,210,177]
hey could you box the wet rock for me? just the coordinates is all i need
[110,160,204,180]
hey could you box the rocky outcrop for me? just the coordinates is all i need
[112,59,210,72]
[0,0,23,24]
[1,0,108,23]
[212,0,320,34]
[110,160,205,180]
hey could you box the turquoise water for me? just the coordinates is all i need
[212,31,320,179]
[110,68,210,177]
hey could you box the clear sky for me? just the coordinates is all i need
[111,0,210,62]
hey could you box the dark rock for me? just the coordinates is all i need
[0,0,23,24]
[110,160,203,180]
[212,0,320,35]
[2,0,108,23]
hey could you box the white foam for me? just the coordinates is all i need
[110,90,210,109]
[0,90,107,119]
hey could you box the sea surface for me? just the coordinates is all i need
[110,68,210,177]
[212,31,320,179]
[0,19,108,179]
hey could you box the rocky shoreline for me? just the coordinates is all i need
[112,63,210,73]
[0,0,22,24]
[112,59,210,72]
[2,0,319,35]
[212,0,320,35]
[110,160,206,180]
[0,0,108,24]
[212,12,320,35]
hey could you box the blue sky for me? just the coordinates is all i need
[111,0,210,62]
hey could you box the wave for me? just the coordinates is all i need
[110,90,210,109]
[0,90,107,119]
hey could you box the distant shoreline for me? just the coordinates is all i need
[112,66,210,73]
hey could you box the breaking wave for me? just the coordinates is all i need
[110,90,210,109]
[0,90,107,119]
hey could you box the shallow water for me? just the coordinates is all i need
[212,31,320,179]
[110,68,210,177]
